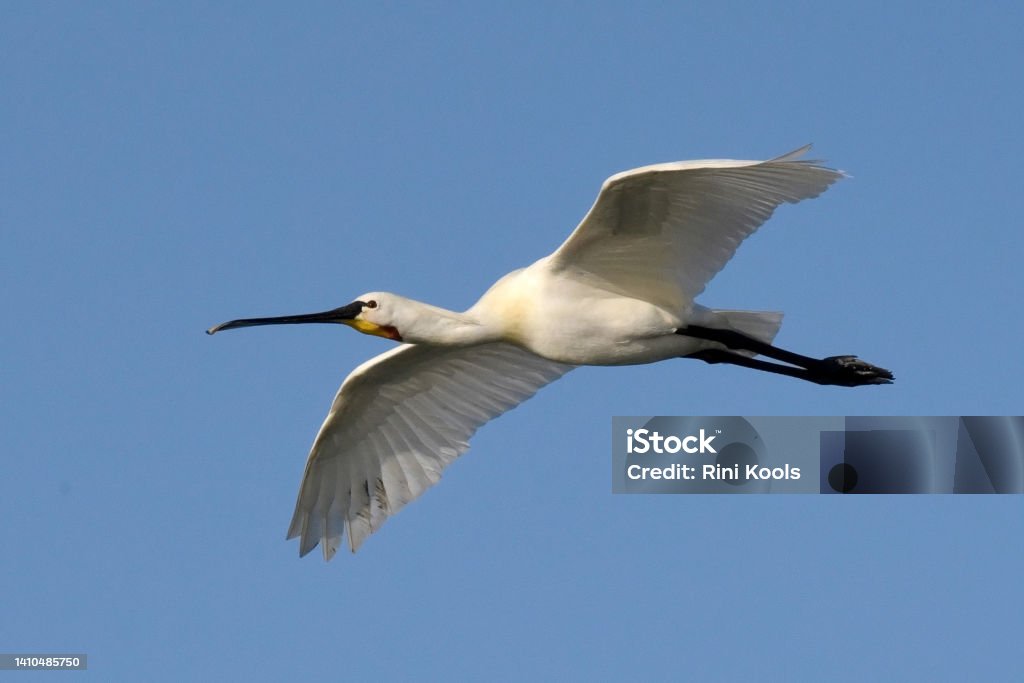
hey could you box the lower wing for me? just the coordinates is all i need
[287,342,575,559]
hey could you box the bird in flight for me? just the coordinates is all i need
[208,145,892,559]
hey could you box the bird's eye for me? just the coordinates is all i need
[365,300,378,309]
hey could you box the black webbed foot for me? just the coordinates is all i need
[811,356,894,387]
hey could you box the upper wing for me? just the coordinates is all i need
[287,342,574,559]
[548,146,845,313]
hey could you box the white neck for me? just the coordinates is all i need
[397,299,496,346]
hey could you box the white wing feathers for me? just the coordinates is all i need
[287,342,574,558]
[550,145,845,314]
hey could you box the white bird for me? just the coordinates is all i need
[208,145,892,559]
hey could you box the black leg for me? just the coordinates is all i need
[686,349,818,382]
[679,328,894,387]
[679,325,820,366]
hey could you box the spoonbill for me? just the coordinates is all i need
[208,145,892,559]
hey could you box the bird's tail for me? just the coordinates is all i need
[709,309,784,355]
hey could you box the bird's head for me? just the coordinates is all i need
[206,292,404,341]
[345,292,404,341]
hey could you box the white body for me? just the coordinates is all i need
[471,260,707,365]
[278,146,844,558]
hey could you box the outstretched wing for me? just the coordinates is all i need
[548,145,845,313]
[287,342,574,558]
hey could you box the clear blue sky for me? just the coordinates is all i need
[3,2,1022,680]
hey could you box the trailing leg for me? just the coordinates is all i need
[679,328,893,387]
